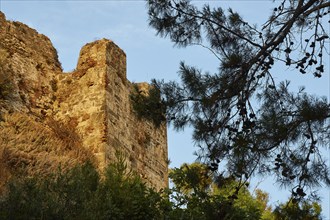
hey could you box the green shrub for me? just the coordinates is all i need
[0,157,164,220]
[130,84,166,127]
[0,158,322,219]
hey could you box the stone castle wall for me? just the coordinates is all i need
[0,12,168,190]
[55,40,168,189]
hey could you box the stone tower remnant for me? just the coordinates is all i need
[0,12,168,190]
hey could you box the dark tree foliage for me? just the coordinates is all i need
[130,84,166,127]
[0,159,164,220]
[273,199,322,220]
[0,159,322,219]
[145,0,330,199]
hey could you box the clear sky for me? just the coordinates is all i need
[1,0,329,218]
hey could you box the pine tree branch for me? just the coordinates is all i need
[303,1,330,16]
[190,43,222,61]
[246,0,320,73]
[168,3,263,49]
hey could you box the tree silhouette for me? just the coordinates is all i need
[141,0,330,199]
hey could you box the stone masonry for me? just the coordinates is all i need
[55,40,168,189]
[0,12,168,190]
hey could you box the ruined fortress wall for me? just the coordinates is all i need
[0,11,62,115]
[102,41,168,188]
[56,39,168,188]
[0,12,168,190]
[55,39,168,189]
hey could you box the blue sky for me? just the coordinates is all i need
[1,0,329,218]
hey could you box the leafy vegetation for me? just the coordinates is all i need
[166,163,274,220]
[0,155,164,220]
[165,163,322,219]
[130,83,166,127]
[273,199,322,220]
[0,159,322,219]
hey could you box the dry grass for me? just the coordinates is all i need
[0,112,93,192]
[0,49,14,101]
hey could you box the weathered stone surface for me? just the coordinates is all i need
[0,11,62,116]
[0,11,168,190]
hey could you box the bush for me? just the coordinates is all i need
[0,156,164,220]
[130,83,166,127]
[0,158,322,219]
